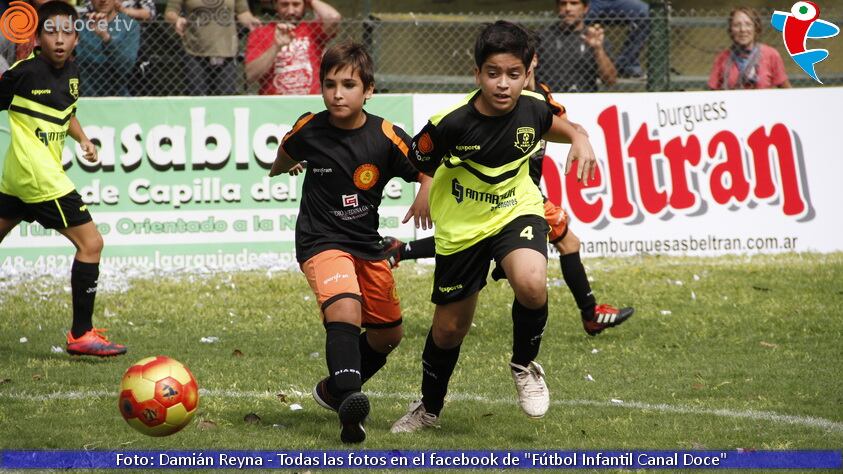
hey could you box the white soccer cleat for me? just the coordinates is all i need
[390,399,439,433]
[510,361,550,418]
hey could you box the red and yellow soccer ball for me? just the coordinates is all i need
[118,356,199,436]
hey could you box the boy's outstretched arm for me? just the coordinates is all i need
[269,146,298,177]
[402,174,433,230]
[68,116,98,163]
[543,115,597,182]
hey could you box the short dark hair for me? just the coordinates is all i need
[319,42,375,90]
[36,1,79,36]
[474,20,535,69]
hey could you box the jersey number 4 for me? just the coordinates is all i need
[520,226,534,240]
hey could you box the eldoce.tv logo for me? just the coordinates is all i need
[1,1,37,44]
[771,1,840,83]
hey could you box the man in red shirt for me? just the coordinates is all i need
[245,0,341,95]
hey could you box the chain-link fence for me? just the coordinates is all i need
[4,6,841,96]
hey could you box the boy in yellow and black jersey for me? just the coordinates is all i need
[391,21,599,434]
[0,2,126,357]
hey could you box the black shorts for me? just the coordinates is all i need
[431,214,549,305]
[0,191,92,230]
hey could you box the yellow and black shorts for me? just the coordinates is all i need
[0,191,92,230]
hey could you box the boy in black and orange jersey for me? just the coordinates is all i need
[269,42,432,444]
[383,54,634,337]
[391,21,598,434]
[0,2,126,357]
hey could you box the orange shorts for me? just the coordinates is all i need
[544,200,569,243]
[301,249,402,328]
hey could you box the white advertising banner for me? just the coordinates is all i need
[413,88,843,256]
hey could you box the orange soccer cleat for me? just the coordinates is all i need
[66,328,127,357]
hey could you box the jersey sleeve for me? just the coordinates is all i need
[537,82,566,117]
[533,95,554,138]
[0,63,21,111]
[410,120,448,175]
[280,112,315,162]
[382,121,421,183]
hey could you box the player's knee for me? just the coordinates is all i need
[432,321,469,348]
[368,326,403,354]
[323,297,362,324]
[79,232,104,258]
[515,280,547,309]
[556,231,581,255]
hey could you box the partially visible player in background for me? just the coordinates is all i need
[0,1,127,357]
[383,53,633,337]
[269,42,432,444]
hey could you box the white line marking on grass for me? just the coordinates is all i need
[3,388,841,433]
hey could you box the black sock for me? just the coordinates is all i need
[511,298,548,367]
[359,332,389,384]
[420,330,460,416]
[560,252,596,318]
[70,259,99,338]
[325,322,362,399]
[401,236,435,261]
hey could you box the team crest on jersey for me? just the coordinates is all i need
[68,78,79,99]
[514,126,536,153]
[353,164,380,190]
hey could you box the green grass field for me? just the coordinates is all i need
[0,253,841,468]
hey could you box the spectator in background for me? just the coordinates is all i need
[75,0,140,96]
[245,0,340,95]
[165,0,262,95]
[1,36,14,76]
[585,0,649,78]
[82,0,155,21]
[708,7,791,90]
[537,0,616,92]
[15,0,52,61]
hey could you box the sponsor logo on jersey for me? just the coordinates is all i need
[34,127,66,146]
[342,193,359,208]
[514,126,537,153]
[437,284,463,293]
[31,89,51,96]
[455,144,481,152]
[417,132,434,154]
[353,163,379,190]
[451,178,516,209]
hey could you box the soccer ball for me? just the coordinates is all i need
[118,356,199,436]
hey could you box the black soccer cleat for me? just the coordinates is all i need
[312,378,340,412]
[381,236,404,268]
[338,392,369,443]
[582,304,635,336]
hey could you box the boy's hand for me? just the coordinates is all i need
[564,134,597,182]
[80,140,98,163]
[403,178,432,230]
[288,163,305,176]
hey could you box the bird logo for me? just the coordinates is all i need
[771,1,840,83]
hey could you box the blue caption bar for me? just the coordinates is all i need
[1,450,840,469]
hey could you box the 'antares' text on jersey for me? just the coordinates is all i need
[282,111,420,263]
[411,90,553,255]
[0,54,79,203]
